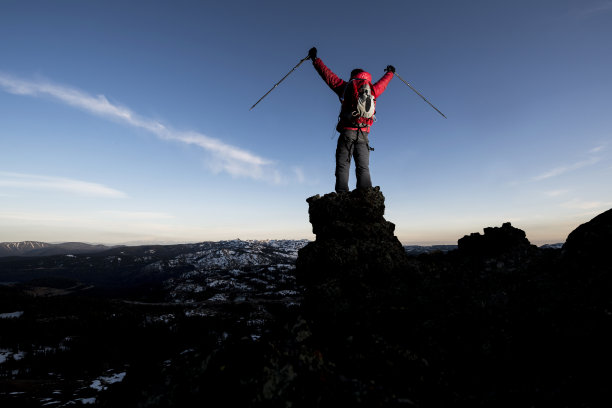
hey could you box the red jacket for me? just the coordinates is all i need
[313,57,393,132]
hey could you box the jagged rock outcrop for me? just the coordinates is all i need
[458,222,536,255]
[296,187,413,334]
[562,208,612,269]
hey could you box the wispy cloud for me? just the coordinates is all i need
[560,198,612,211]
[0,72,282,183]
[576,1,612,17]
[100,210,175,220]
[544,189,569,197]
[0,172,126,198]
[292,166,305,184]
[0,211,76,223]
[532,156,601,181]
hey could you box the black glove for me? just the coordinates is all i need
[308,47,317,60]
[385,65,395,73]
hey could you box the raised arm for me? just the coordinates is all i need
[372,65,395,97]
[309,47,346,98]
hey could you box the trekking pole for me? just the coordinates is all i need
[250,54,310,110]
[394,72,447,119]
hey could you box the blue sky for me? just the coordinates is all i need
[1,0,611,245]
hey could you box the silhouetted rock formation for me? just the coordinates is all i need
[563,208,612,270]
[296,187,412,335]
[458,222,536,255]
[292,191,612,406]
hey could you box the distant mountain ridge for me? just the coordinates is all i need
[0,239,310,288]
[0,240,565,258]
[0,241,49,253]
[0,241,114,257]
[404,244,458,255]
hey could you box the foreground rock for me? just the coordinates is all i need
[289,192,612,406]
[563,207,612,270]
[296,187,413,335]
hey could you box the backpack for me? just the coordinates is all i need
[340,79,376,127]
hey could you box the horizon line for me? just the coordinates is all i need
[0,238,565,248]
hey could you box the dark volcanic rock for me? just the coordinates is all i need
[296,187,413,334]
[305,187,388,239]
[562,207,612,266]
[458,222,535,255]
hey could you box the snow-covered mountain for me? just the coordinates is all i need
[0,241,112,257]
[0,239,310,285]
[0,241,50,256]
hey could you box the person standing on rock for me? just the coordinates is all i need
[308,47,394,193]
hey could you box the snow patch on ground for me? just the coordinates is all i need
[0,348,26,364]
[0,311,24,319]
[207,293,228,302]
[90,371,126,391]
[0,349,11,364]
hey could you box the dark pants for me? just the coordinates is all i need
[335,129,372,193]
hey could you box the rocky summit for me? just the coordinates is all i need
[296,187,412,335]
